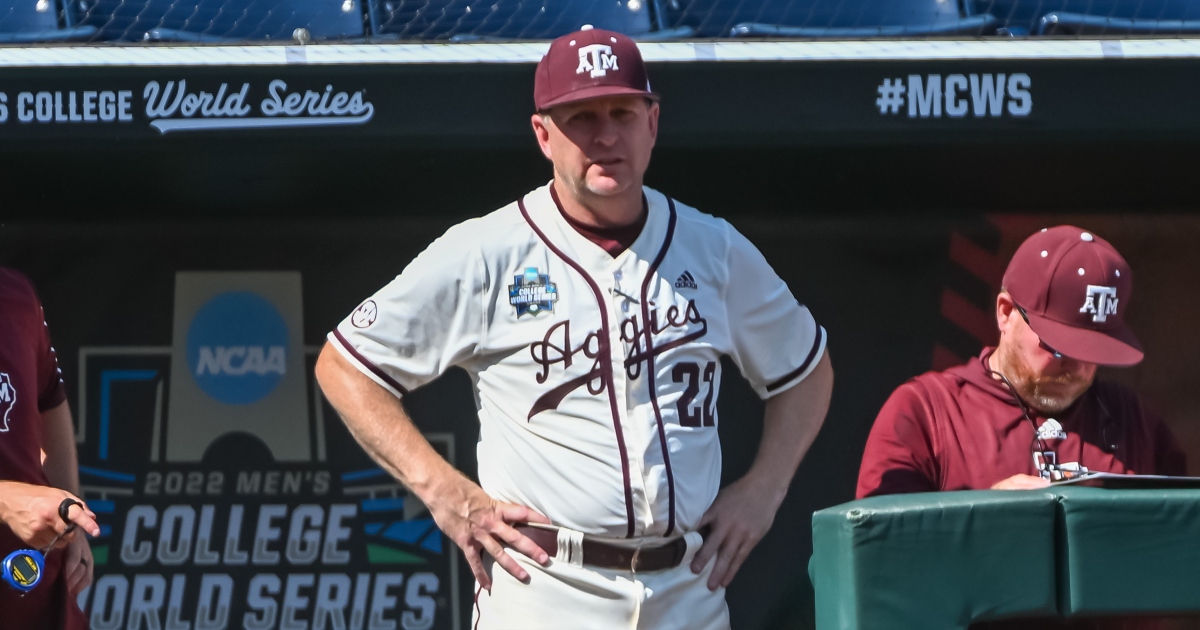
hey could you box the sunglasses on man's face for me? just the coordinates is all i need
[1015,305,1065,359]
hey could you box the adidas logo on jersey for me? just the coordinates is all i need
[674,271,697,290]
[1037,418,1068,441]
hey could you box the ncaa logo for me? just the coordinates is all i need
[186,291,288,405]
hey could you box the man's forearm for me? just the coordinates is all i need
[747,351,834,503]
[0,481,27,523]
[41,401,80,495]
[316,342,551,588]
[314,342,467,501]
[686,351,834,589]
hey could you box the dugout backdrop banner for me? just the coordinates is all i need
[0,57,1198,147]
[2,214,1199,630]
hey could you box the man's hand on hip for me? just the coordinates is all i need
[690,353,833,591]
[690,473,783,591]
[316,345,553,591]
[429,476,552,591]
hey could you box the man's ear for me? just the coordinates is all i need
[996,292,1016,335]
[647,101,660,145]
[531,113,554,160]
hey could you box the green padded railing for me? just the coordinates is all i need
[811,488,1200,629]
[1056,486,1200,617]
[811,491,1060,630]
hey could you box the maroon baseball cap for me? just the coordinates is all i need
[534,25,658,111]
[1003,225,1142,367]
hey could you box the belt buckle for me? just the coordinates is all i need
[629,545,643,574]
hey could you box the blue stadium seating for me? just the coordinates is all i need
[0,0,96,42]
[968,0,1200,35]
[1038,13,1200,35]
[67,0,365,41]
[668,0,999,37]
[367,0,692,41]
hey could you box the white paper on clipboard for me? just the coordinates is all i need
[1052,472,1200,489]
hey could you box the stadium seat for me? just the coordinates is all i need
[666,0,998,38]
[0,0,97,42]
[1038,12,1200,35]
[67,0,366,42]
[367,0,692,41]
[969,0,1200,35]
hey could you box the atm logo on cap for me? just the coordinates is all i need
[1080,285,1118,323]
[577,44,618,78]
[186,291,289,405]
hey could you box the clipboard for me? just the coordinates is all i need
[1052,472,1200,489]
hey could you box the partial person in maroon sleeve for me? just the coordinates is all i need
[0,268,100,630]
[858,225,1185,497]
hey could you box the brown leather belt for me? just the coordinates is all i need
[515,525,688,572]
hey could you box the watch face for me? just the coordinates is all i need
[3,549,43,592]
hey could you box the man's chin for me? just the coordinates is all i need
[1027,396,1077,415]
[585,179,632,197]
[1026,385,1090,415]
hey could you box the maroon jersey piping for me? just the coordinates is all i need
[765,326,825,393]
[638,197,680,536]
[473,584,483,630]
[518,197,636,538]
[331,328,411,396]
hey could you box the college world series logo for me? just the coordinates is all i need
[509,268,559,317]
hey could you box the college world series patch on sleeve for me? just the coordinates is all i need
[509,267,559,317]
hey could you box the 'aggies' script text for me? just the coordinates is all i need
[527,299,708,419]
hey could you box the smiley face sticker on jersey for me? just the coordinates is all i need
[351,300,378,328]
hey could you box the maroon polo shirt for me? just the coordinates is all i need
[0,268,84,630]
[858,347,1186,498]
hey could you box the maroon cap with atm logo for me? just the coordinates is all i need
[1003,225,1143,367]
[534,25,658,111]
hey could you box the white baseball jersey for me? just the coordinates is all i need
[330,182,826,540]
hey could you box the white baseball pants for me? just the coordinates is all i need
[472,528,731,630]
